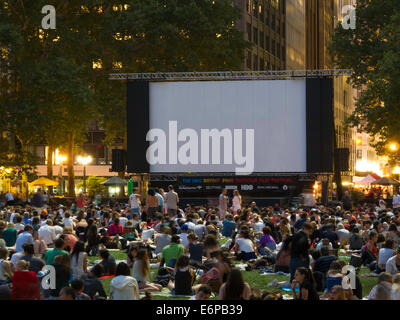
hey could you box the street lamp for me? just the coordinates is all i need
[77,155,92,194]
[389,143,399,152]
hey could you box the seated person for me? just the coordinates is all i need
[377,239,395,274]
[234,229,256,261]
[168,255,195,296]
[316,238,333,251]
[349,227,363,250]
[313,246,338,275]
[322,224,339,249]
[82,264,107,300]
[185,233,203,264]
[99,249,116,275]
[257,226,276,259]
[161,235,184,267]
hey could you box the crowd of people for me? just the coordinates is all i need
[0,185,400,300]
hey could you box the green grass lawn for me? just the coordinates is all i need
[88,250,378,300]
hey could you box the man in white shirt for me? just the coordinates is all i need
[386,249,400,275]
[5,192,14,205]
[9,210,17,223]
[393,192,400,210]
[62,212,75,228]
[38,219,57,247]
[165,185,179,218]
[119,213,128,228]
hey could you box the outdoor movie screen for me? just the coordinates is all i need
[127,78,333,175]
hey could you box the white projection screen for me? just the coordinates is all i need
[146,80,307,174]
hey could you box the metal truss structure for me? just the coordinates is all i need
[109,69,353,81]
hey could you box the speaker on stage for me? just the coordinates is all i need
[111,149,126,172]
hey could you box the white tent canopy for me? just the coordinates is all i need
[356,174,377,185]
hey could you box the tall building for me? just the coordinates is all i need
[285,0,305,70]
[234,0,286,71]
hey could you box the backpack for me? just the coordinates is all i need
[155,267,174,287]
[106,235,121,249]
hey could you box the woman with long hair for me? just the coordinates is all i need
[231,190,242,215]
[218,268,251,300]
[86,224,99,256]
[275,234,292,273]
[213,250,232,283]
[132,249,162,292]
[329,285,348,300]
[127,244,139,268]
[203,234,220,260]
[70,241,88,279]
[168,255,195,296]
[291,267,319,300]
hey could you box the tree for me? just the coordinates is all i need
[0,0,249,198]
[329,0,400,160]
[76,176,107,197]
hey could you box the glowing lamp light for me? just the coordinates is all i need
[389,143,399,152]
[393,166,400,175]
[77,155,92,166]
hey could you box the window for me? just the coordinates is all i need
[260,31,264,49]
[260,58,264,70]
[253,27,258,45]
[253,0,258,17]
[266,35,270,51]
[277,44,280,58]
[277,20,280,34]
[356,150,362,160]
[259,4,264,21]
[247,23,252,41]
[272,39,275,56]
[253,54,258,70]
[247,0,251,13]
[247,51,252,69]
[271,14,275,29]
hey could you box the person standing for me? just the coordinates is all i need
[218,188,229,221]
[166,185,179,218]
[32,189,44,212]
[289,222,313,282]
[76,193,86,210]
[231,190,242,215]
[393,192,400,210]
[129,189,141,219]
[155,189,165,214]
[5,192,14,206]
[342,191,352,211]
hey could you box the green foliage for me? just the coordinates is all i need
[329,0,400,160]
[0,0,250,160]
[76,176,107,197]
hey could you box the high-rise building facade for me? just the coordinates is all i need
[234,0,287,71]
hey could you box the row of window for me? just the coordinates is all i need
[246,51,283,70]
[246,0,285,36]
[246,24,285,59]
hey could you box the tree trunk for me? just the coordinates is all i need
[67,133,75,198]
[117,128,128,198]
[47,144,54,195]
